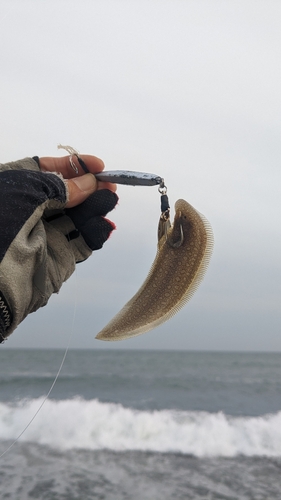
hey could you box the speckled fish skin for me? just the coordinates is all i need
[96,199,214,341]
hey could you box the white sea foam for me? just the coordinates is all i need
[0,398,281,457]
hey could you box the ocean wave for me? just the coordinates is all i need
[0,398,281,457]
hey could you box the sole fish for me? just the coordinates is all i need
[96,199,213,341]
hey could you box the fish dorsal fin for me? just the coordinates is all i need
[96,199,213,341]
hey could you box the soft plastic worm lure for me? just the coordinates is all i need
[96,185,213,341]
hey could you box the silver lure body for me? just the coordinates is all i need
[95,170,163,186]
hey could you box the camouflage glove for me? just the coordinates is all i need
[0,159,117,342]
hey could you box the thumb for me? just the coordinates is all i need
[65,174,97,208]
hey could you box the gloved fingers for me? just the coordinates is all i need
[65,175,118,209]
[66,189,118,226]
[65,189,118,251]
[78,216,116,251]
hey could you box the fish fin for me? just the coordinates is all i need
[96,202,213,341]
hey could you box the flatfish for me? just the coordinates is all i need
[96,198,213,341]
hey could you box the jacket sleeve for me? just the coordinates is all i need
[0,158,92,342]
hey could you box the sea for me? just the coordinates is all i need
[0,349,281,500]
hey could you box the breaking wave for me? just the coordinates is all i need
[1,398,281,457]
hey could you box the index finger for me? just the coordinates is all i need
[39,155,117,192]
[39,154,105,179]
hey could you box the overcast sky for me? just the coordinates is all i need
[1,0,281,351]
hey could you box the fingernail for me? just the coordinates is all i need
[72,173,97,192]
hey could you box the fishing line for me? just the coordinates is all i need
[0,270,79,459]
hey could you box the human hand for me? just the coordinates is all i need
[0,154,118,341]
[39,154,116,208]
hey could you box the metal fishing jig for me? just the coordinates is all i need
[58,145,181,245]
[94,170,164,187]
